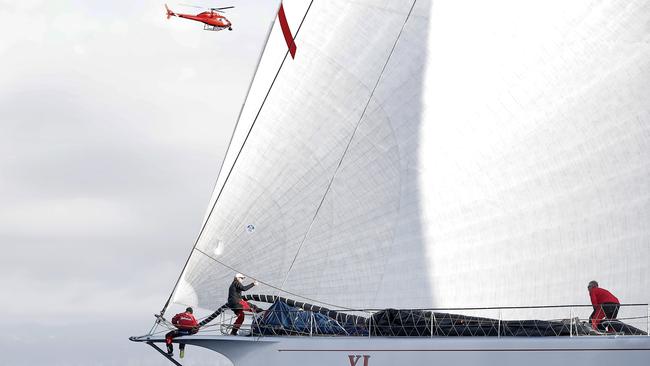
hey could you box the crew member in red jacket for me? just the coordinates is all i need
[588,280,620,332]
[165,307,199,358]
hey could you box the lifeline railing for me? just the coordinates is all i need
[192,303,649,338]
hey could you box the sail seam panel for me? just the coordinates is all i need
[279,0,420,293]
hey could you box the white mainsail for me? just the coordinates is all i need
[173,0,650,313]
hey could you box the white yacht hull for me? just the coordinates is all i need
[175,335,650,366]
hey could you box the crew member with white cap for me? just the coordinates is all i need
[228,273,258,335]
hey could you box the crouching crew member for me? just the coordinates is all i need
[588,280,620,332]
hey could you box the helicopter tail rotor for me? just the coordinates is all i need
[165,4,175,19]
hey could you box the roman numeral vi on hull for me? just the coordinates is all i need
[348,355,370,366]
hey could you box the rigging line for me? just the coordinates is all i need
[194,247,356,310]
[279,0,420,291]
[201,6,280,226]
[159,0,315,317]
[158,5,278,315]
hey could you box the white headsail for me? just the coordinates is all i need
[173,0,650,313]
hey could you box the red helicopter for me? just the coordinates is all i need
[165,4,234,31]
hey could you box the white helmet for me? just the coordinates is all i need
[235,273,246,280]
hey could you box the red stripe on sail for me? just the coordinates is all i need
[278,3,296,58]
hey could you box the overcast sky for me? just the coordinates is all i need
[0,1,279,364]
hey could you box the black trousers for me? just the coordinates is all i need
[165,328,197,352]
[598,302,620,332]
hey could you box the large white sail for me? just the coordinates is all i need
[173,0,650,313]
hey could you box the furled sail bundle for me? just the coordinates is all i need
[172,0,650,316]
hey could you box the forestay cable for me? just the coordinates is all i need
[160,0,316,317]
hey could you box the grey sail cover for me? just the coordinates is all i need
[173,0,650,313]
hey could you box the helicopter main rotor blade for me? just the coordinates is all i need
[178,3,205,9]
[212,6,234,10]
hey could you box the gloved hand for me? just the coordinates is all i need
[254,280,259,286]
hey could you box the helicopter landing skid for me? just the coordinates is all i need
[203,24,230,31]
